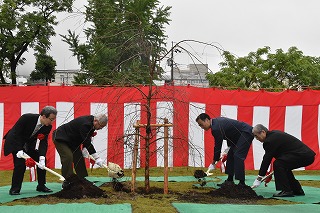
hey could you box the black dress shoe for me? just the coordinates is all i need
[293,189,305,196]
[273,190,294,197]
[36,185,53,193]
[217,180,234,187]
[9,190,20,195]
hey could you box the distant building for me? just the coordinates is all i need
[51,69,80,86]
[4,76,28,86]
[166,64,209,87]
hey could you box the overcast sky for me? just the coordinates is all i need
[18,0,320,76]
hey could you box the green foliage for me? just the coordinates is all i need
[0,0,74,84]
[207,46,320,90]
[62,0,171,85]
[30,54,56,82]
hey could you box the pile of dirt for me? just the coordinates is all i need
[52,174,107,199]
[209,182,263,199]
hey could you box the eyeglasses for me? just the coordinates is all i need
[97,121,106,129]
[48,117,55,121]
[253,131,262,138]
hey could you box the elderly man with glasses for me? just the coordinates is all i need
[52,114,108,188]
[252,124,316,197]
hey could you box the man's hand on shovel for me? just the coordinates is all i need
[82,148,124,178]
[20,153,65,181]
[251,171,274,188]
[205,163,216,176]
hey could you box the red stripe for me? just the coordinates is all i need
[269,106,286,131]
[238,106,254,170]
[172,101,189,167]
[301,105,320,169]
[107,103,124,168]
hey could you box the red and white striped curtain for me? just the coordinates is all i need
[0,86,319,170]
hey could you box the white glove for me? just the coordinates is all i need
[208,163,215,171]
[91,153,104,167]
[252,175,263,188]
[16,150,26,158]
[38,156,46,170]
[82,147,89,158]
[223,146,231,154]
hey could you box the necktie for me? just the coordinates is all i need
[32,124,42,136]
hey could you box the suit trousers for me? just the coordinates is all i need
[11,150,46,192]
[274,155,315,192]
[53,140,88,179]
[225,131,253,181]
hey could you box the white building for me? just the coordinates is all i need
[51,69,80,86]
[165,64,209,87]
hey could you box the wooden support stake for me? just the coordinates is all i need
[131,120,140,193]
[164,118,169,194]
[132,119,172,194]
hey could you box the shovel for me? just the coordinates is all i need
[22,154,65,181]
[82,148,124,178]
[251,171,274,188]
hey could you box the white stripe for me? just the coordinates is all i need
[285,106,302,139]
[90,103,108,167]
[252,106,270,170]
[123,103,141,169]
[221,105,237,119]
[55,102,74,169]
[21,102,39,114]
[156,101,173,167]
[285,105,304,170]
[0,103,4,158]
[189,102,205,167]
[220,105,238,152]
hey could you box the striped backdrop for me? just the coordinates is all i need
[0,86,319,170]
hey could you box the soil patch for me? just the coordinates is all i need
[209,182,263,199]
[51,174,107,199]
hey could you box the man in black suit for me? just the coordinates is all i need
[52,114,107,187]
[196,113,254,186]
[252,124,316,197]
[4,106,57,195]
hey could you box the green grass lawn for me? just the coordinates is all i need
[1,167,319,213]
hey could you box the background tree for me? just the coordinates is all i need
[30,53,57,83]
[207,46,320,90]
[0,0,74,85]
[62,0,171,85]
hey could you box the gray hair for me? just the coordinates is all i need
[252,124,268,134]
[40,106,57,117]
[95,114,108,125]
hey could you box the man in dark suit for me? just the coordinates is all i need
[52,114,107,187]
[252,124,315,197]
[196,113,254,186]
[4,106,57,195]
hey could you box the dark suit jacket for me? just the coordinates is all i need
[211,117,253,161]
[258,130,316,176]
[52,115,96,154]
[4,113,52,157]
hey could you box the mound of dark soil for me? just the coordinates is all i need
[209,182,263,199]
[52,174,107,199]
